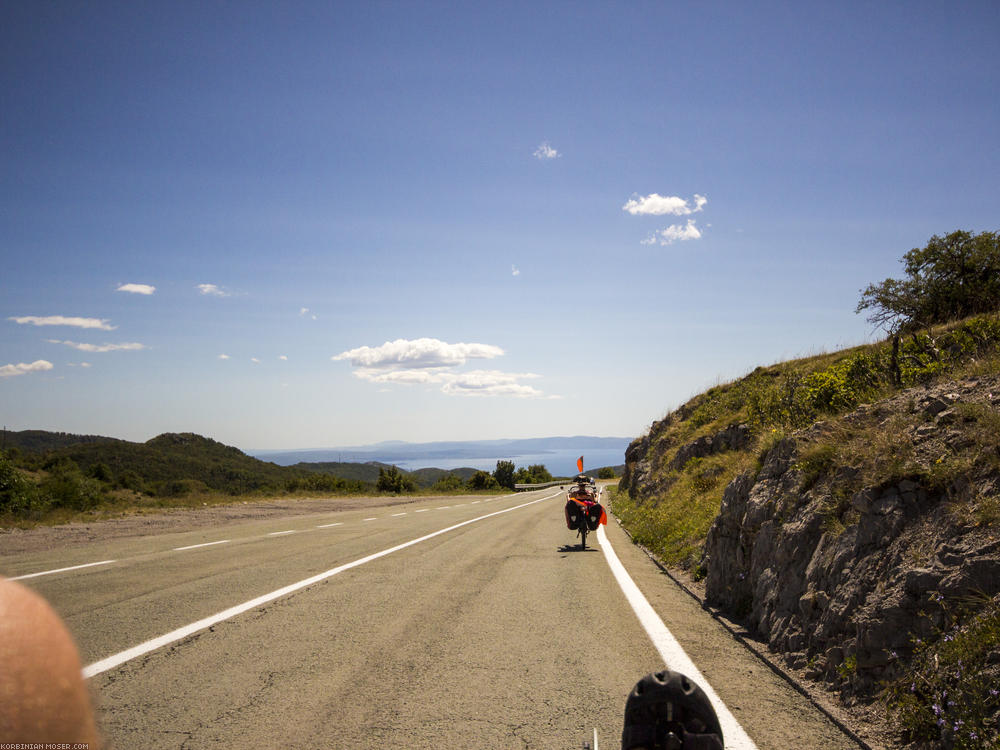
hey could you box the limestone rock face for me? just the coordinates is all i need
[701,377,1000,699]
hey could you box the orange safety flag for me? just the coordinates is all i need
[577,455,584,473]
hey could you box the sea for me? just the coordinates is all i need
[388,447,626,476]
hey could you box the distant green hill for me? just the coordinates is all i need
[8,431,301,495]
[294,461,479,487]
[2,430,488,502]
[2,429,115,454]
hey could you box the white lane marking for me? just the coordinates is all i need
[9,559,117,581]
[471,501,481,504]
[415,509,429,513]
[363,517,377,521]
[316,522,343,528]
[174,540,231,552]
[83,491,560,679]
[268,530,296,537]
[392,512,407,517]
[436,506,451,509]
[596,525,758,750]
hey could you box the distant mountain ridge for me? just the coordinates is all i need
[1,430,627,497]
[251,436,630,466]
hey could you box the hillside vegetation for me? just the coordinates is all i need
[0,432,555,526]
[613,231,1000,747]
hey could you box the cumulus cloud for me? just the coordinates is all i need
[197,283,230,297]
[279,355,288,361]
[9,315,116,331]
[623,193,707,216]
[47,340,145,353]
[0,360,54,377]
[116,283,156,295]
[351,367,545,398]
[512,265,520,277]
[334,338,550,398]
[642,219,704,246]
[333,338,504,370]
[440,370,545,398]
[218,354,230,360]
[299,307,317,320]
[251,357,261,364]
[533,142,560,160]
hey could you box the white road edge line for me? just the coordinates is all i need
[82,491,560,679]
[316,522,343,528]
[267,530,296,536]
[174,540,231,551]
[9,559,117,581]
[596,525,758,750]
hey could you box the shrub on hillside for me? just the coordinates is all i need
[466,470,498,490]
[0,452,38,515]
[376,466,416,494]
[37,461,103,511]
[432,473,465,492]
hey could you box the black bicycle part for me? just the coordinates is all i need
[621,670,724,750]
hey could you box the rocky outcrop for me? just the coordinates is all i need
[621,422,750,499]
[668,424,751,471]
[702,377,1000,699]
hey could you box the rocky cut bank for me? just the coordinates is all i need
[617,357,1000,746]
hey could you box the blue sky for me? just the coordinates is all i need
[2,1,999,450]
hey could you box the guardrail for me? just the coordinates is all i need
[514,480,567,491]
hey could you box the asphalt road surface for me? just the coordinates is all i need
[2,489,862,749]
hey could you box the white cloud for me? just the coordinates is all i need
[117,283,155,295]
[644,219,703,246]
[9,315,116,331]
[335,338,552,398]
[47,340,145,353]
[333,338,504,370]
[279,355,288,361]
[512,265,520,277]
[0,360,54,377]
[197,283,230,297]
[351,367,546,398]
[622,193,707,216]
[218,354,230,360]
[441,370,544,398]
[533,142,560,160]
[251,357,261,364]
[299,307,317,320]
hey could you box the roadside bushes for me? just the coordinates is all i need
[37,460,104,511]
[0,452,38,515]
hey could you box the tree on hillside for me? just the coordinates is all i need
[376,466,416,494]
[857,230,1000,384]
[466,470,498,490]
[858,230,1000,333]
[514,464,553,485]
[493,460,515,489]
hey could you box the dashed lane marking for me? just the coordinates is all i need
[9,560,117,581]
[173,540,231,551]
[82,491,561,678]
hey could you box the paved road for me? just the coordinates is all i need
[2,490,860,749]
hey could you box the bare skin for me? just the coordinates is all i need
[0,578,101,747]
